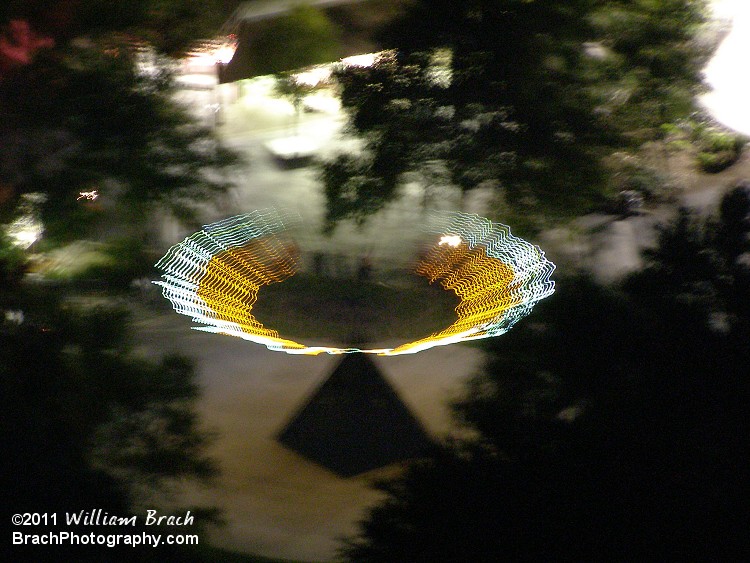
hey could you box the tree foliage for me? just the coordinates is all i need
[322,0,709,230]
[342,185,750,560]
[0,7,240,241]
[594,0,709,129]
[0,5,236,559]
[1,0,227,520]
[0,0,237,57]
[627,180,750,336]
[1,282,216,515]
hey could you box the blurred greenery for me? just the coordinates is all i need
[321,0,710,231]
[0,45,239,242]
[1,281,220,560]
[65,237,156,290]
[0,4,255,560]
[0,231,26,285]
[1,2,241,244]
[695,128,746,173]
[0,0,238,56]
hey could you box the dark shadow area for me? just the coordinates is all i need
[268,152,315,170]
[253,270,460,343]
[278,353,433,477]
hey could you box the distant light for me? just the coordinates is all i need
[7,217,42,248]
[302,91,341,114]
[187,52,218,66]
[175,73,218,88]
[77,190,99,201]
[4,310,24,325]
[264,136,321,159]
[187,35,238,66]
[6,192,44,248]
[341,53,379,67]
[213,44,237,65]
[294,66,332,87]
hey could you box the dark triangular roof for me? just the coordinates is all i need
[277,353,433,477]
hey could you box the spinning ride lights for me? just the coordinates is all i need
[154,210,310,353]
[397,211,555,354]
[154,210,555,355]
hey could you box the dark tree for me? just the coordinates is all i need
[1,285,216,512]
[0,2,240,241]
[0,5,238,561]
[0,0,236,57]
[628,183,750,336]
[343,198,749,560]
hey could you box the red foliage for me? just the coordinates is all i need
[0,19,54,77]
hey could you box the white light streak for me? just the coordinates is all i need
[341,53,378,67]
[154,211,555,356]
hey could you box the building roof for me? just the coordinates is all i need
[277,353,433,477]
[231,0,370,24]
[219,0,409,82]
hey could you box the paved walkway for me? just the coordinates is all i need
[132,303,484,561]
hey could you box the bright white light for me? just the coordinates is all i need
[439,235,462,247]
[341,53,379,67]
[187,52,218,67]
[265,136,321,159]
[175,73,218,90]
[710,0,742,19]
[302,91,341,114]
[701,0,750,135]
[213,44,237,65]
[6,193,44,249]
[77,190,99,201]
[187,35,238,66]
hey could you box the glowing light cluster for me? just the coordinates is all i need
[5,193,45,248]
[154,211,555,355]
[187,34,238,66]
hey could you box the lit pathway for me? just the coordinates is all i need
[132,304,484,561]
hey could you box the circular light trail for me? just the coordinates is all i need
[154,210,555,355]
